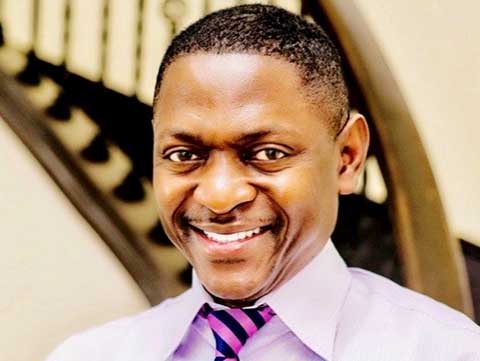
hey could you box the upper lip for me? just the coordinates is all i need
[189,223,270,235]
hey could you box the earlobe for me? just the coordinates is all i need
[336,113,370,195]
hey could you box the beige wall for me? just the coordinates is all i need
[353,0,480,244]
[0,119,149,361]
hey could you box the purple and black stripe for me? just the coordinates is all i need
[203,303,275,361]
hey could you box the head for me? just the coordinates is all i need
[152,5,369,306]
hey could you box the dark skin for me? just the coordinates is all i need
[152,53,369,307]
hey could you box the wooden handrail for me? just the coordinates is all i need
[313,0,473,316]
[0,70,165,305]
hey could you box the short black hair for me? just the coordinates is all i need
[154,4,349,134]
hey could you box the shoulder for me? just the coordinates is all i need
[348,268,478,331]
[341,268,480,359]
[46,289,193,361]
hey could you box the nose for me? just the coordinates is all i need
[193,153,257,214]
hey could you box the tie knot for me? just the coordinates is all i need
[203,304,275,361]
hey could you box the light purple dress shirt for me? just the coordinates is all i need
[47,240,480,361]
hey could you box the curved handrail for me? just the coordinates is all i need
[0,70,166,305]
[314,0,473,316]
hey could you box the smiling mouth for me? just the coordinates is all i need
[190,225,271,244]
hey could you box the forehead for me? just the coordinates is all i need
[157,53,308,105]
[153,53,328,139]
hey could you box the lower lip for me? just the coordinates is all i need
[191,227,269,254]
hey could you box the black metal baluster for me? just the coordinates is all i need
[162,0,186,37]
[0,0,5,47]
[100,0,109,84]
[80,1,111,162]
[63,0,71,66]
[148,221,172,246]
[203,0,210,14]
[46,0,72,120]
[32,0,39,48]
[80,132,110,163]
[113,170,145,202]
[134,0,144,99]
[17,0,41,85]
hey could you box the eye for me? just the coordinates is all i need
[165,149,201,162]
[251,148,288,161]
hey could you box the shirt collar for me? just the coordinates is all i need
[158,269,218,359]
[156,288,206,360]
[160,239,351,361]
[260,239,351,361]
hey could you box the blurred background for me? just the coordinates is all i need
[0,1,478,360]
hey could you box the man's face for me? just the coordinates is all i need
[153,53,345,304]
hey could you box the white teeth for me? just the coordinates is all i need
[202,227,262,243]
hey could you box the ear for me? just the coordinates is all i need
[336,112,370,195]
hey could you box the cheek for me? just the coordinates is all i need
[153,170,189,229]
[264,163,338,235]
[153,172,196,261]
[269,165,336,209]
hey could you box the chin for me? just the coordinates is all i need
[202,270,264,303]
[210,285,253,302]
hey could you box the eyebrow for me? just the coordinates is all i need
[164,130,275,148]
[170,132,208,147]
[233,131,271,146]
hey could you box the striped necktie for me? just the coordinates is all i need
[203,303,275,361]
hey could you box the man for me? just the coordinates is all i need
[48,4,479,361]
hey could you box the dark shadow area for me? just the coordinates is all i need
[462,240,480,322]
